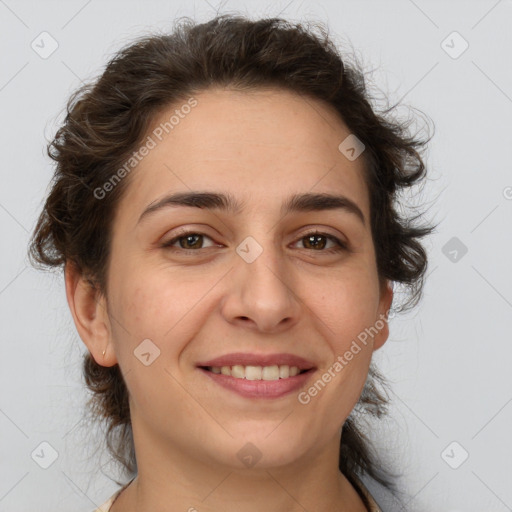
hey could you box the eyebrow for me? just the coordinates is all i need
[137,191,366,226]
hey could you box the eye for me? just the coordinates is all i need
[159,229,348,254]
[293,231,348,253]
[160,231,217,251]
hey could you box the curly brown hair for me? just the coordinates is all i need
[28,13,434,506]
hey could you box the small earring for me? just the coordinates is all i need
[102,349,106,358]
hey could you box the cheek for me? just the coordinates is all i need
[314,264,380,349]
[108,264,216,365]
[302,266,380,413]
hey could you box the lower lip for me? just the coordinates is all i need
[199,368,314,399]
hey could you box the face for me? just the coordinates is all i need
[70,86,393,472]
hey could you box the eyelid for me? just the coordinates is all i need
[297,229,349,250]
[160,227,350,253]
[160,228,218,249]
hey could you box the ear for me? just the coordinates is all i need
[372,279,394,351]
[64,261,117,367]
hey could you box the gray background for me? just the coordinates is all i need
[1,0,511,510]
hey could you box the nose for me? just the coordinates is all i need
[220,237,301,334]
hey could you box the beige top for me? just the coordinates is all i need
[93,475,382,512]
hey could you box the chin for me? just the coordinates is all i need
[202,427,312,471]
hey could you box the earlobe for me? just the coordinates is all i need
[373,280,394,351]
[64,262,117,367]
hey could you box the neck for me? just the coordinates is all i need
[111,418,368,512]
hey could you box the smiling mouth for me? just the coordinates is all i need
[199,364,312,380]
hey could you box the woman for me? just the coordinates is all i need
[28,13,434,512]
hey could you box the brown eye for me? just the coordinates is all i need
[295,231,348,253]
[302,234,328,250]
[161,232,215,251]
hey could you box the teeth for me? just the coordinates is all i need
[245,366,262,380]
[231,365,245,378]
[210,364,304,380]
[289,366,299,377]
[262,365,279,381]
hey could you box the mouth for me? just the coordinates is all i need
[199,364,312,380]
[196,353,316,399]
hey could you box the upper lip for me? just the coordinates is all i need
[197,352,316,370]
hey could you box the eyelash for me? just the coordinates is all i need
[159,229,349,254]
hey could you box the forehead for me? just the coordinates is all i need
[117,86,370,225]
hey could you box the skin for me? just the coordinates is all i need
[65,86,393,512]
